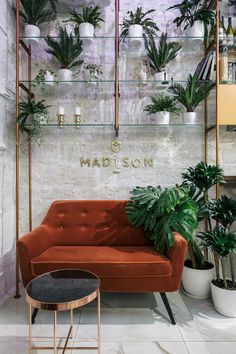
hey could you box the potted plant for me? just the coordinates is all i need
[120,7,159,46]
[144,94,180,124]
[169,74,215,124]
[45,27,83,82]
[20,0,56,45]
[181,161,225,298]
[17,98,50,139]
[145,33,182,83]
[199,195,236,316]
[125,184,198,254]
[66,5,104,44]
[32,69,57,87]
[83,64,103,85]
[167,0,215,43]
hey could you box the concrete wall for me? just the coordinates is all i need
[0,0,16,303]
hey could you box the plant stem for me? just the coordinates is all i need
[230,253,236,288]
[221,258,228,289]
[188,243,197,269]
[214,253,220,282]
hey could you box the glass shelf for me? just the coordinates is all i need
[25,123,216,128]
[20,35,207,40]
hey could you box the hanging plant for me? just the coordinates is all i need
[17,98,50,139]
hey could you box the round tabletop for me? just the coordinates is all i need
[26,269,101,311]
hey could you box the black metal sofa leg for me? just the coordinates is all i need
[160,293,176,325]
[31,308,39,324]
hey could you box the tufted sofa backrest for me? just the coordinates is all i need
[42,200,151,247]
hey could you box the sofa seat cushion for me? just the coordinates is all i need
[31,246,171,277]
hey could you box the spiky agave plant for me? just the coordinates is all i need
[66,5,104,28]
[144,94,180,114]
[17,98,50,138]
[19,0,56,25]
[45,27,83,69]
[169,74,215,112]
[145,33,182,73]
[167,0,215,30]
[125,185,198,254]
[120,7,159,42]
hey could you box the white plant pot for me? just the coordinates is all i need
[24,24,40,45]
[211,281,236,317]
[155,111,170,124]
[187,21,204,43]
[128,24,143,46]
[44,72,54,86]
[183,112,197,124]
[182,261,215,298]
[154,72,165,83]
[79,23,94,44]
[58,69,72,84]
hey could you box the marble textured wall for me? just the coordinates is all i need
[0,0,16,303]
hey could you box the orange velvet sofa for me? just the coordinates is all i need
[17,200,187,324]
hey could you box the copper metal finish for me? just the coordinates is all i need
[215,0,220,198]
[98,291,101,354]
[15,0,21,299]
[114,0,119,137]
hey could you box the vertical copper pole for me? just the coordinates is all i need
[29,305,32,354]
[216,0,220,198]
[114,0,119,137]
[98,291,101,354]
[28,45,32,231]
[53,311,57,354]
[70,308,73,339]
[15,0,21,299]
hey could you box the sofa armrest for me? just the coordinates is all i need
[167,232,187,276]
[17,224,54,287]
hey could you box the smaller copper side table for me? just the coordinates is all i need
[26,269,101,353]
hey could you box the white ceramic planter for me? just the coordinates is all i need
[187,21,204,43]
[183,112,197,124]
[128,24,143,46]
[44,71,54,86]
[182,261,215,298]
[211,281,236,317]
[25,24,40,45]
[154,72,165,82]
[79,23,94,44]
[155,111,170,124]
[58,69,72,83]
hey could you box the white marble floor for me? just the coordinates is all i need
[0,288,236,354]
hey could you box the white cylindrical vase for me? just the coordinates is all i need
[44,71,54,86]
[128,24,143,47]
[187,21,204,43]
[155,111,170,124]
[79,23,94,44]
[25,24,40,45]
[58,69,72,83]
[183,112,197,124]
[211,281,236,317]
[182,261,215,298]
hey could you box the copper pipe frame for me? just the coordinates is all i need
[114,0,120,137]
[15,0,21,299]
[215,0,220,198]
[28,45,32,232]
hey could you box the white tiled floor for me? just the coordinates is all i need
[0,288,236,354]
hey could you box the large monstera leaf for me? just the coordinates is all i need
[125,185,198,254]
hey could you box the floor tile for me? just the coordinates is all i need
[121,341,189,354]
[186,342,236,354]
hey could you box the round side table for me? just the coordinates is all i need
[26,269,101,353]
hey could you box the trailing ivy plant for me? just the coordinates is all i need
[168,74,215,112]
[19,0,56,26]
[17,98,50,138]
[120,7,159,42]
[45,27,83,69]
[66,5,104,28]
[125,185,198,255]
[167,0,215,30]
[31,69,58,87]
[145,33,182,74]
[144,94,181,114]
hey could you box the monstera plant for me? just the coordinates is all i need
[125,185,198,254]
